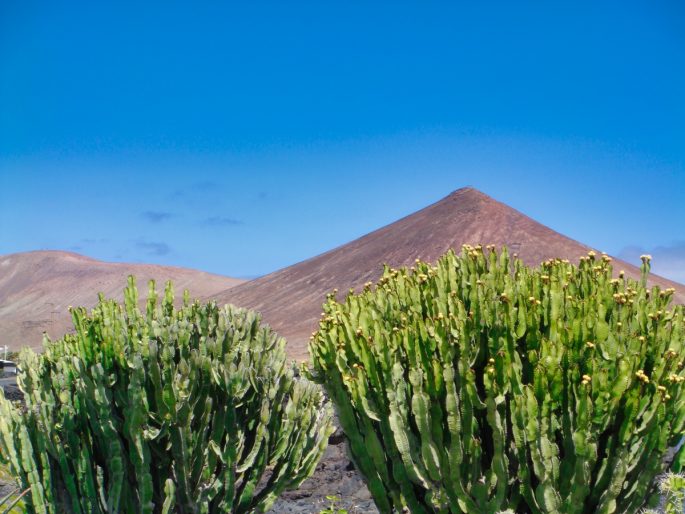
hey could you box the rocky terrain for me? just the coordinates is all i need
[271,428,377,514]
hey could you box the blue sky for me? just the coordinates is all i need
[1,2,684,281]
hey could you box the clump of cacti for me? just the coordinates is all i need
[309,246,685,513]
[0,277,333,513]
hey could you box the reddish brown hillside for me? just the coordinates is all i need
[0,251,244,350]
[211,188,684,359]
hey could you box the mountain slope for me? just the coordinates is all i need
[211,188,685,359]
[0,251,244,350]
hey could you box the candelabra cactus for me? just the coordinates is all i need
[309,246,685,513]
[0,277,333,513]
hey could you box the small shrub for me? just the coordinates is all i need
[310,247,685,513]
[319,494,349,514]
[0,278,333,513]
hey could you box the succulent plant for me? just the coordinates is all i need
[0,277,333,513]
[309,246,685,513]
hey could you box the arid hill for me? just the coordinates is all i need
[0,251,244,350]
[211,187,685,359]
[3,189,682,357]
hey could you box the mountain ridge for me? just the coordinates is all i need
[0,250,244,350]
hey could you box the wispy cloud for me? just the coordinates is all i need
[201,216,243,227]
[618,241,685,283]
[140,211,173,223]
[136,240,172,256]
[170,181,221,201]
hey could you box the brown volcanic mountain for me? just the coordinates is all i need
[0,251,244,350]
[211,187,685,359]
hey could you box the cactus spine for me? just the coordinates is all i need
[309,247,685,513]
[0,277,333,513]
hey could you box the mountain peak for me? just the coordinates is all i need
[212,188,684,359]
[448,185,485,197]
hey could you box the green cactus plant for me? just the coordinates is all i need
[0,277,333,513]
[641,472,685,514]
[309,246,685,513]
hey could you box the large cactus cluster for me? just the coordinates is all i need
[309,246,685,513]
[0,278,333,513]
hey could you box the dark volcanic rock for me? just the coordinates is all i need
[271,436,377,514]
